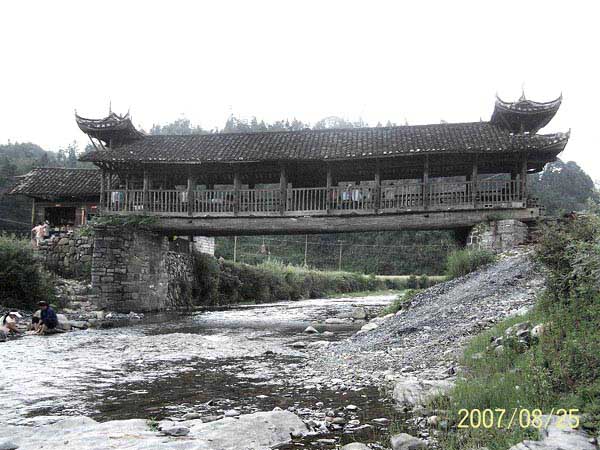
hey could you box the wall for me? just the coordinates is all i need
[91,226,194,312]
[35,234,93,278]
[466,219,529,253]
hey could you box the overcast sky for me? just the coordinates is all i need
[1,1,597,179]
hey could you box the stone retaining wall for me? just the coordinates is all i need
[91,226,194,312]
[35,235,93,278]
[466,219,529,253]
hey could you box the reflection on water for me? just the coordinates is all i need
[0,295,395,427]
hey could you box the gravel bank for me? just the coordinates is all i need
[309,249,544,382]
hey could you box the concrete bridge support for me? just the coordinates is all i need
[91,226,195,312]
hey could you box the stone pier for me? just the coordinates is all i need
[91,226,195,312]
[466,219,529,253]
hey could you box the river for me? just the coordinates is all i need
[1,294,403,446]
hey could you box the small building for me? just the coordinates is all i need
[9,167,101,229]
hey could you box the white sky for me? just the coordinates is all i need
[1,1,598,179]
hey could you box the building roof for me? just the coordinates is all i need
[9,168,101,199]
[76,112,145,147]
[79,121,569,165]
[491,94,562,133]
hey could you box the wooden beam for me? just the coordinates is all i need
[187,171,195,217]
[99,169,105,212]
[233,170,241,215]
[521,156,528,202]
[143,168,149,211]
[279,166,287,215]
[326,165,332,212]
[472,159,478,207]
[423,156,430,209]
[374,160,381,211]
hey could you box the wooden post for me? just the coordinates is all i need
[143,169,149,211]
[99,169,105,212]
[423,156,430,209]
[304,235,308,267]
[326,165,332,212]
[471,160,478,208]
[31,198,36,226]
[233,170,241,215]
[338,241,343,271]
[233,235,238,263]
[374,161,381,211]
[187,171,195,217]
[124,175,129,212]
[521,156,528,204]
[279,166,287,215]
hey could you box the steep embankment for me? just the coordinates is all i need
[313,250,544,379]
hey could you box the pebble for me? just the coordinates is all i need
[304,326,319,334]
[372,418,390,425]
[345,404,358,411]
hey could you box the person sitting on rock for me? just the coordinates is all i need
[1,311,22,338]
[36,301,58,335]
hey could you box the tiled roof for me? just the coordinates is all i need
[9,168,101,198]
[79,122,569,164]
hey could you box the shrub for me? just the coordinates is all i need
[406,274,418,289]
[418,274,429,288]
[445,248,496,279]
[0,234,56,310]
[381,289,421,315]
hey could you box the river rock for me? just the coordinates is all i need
[390,433,427,450]
[0,440,19,450]
[325,318,348,324]
[508,414,596,450]
[2,411,308,450]
[56,314,71,331]
[392,377,454,406]
[341,443,370,450]
[304,326,319,334]
[224,409,241,417]
[352,307,369,320]
[358,322,378,333]
[182,412,202,420]
[161,425,190,436]
[290,341,307,348]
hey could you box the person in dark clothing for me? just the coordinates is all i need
[36,301,58,335]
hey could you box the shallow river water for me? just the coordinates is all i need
[1,294,403,446]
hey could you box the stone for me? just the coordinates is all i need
[341,444,370,450]
[0,440,19,450]
[345,404,358,411]
[304,326,319,334]
[325,318,347,324]
[56,314,71,331]
[161,426,190,436]
[392,378,454,406]
[223,409,241,417]
[390,433,427,450]
[531,323,546,338]
[494,345,505,355]
[508,415,595,450]
[182,412,202,420]
[3,411,307,450]
[290,341,307,348]
[359,322,378,333]
[351,307,369,320]
[372,418,390,425]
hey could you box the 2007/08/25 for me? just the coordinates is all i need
[457,408,579,430]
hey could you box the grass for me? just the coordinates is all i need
[380,289,422,315]
[428,214,600,450]
[445,248,496,279]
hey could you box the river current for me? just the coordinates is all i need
[1,294,399,441]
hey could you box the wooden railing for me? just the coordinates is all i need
[102,180,526,216]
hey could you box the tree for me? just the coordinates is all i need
[529,159,598,215]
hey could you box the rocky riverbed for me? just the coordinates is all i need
[2,249,597,449]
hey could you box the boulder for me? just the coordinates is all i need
[390,433,427,450]
[392,378,454,406]
[325,318,348,324]
[56,314,71,331]
[341,444,370,450]
[508,415,595,450]
[359,322,379,333]
[2,411,308,450]
[160,426,190,436]
[351,307,369,320]
[0,440,19,450]
[303,326,319,334]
